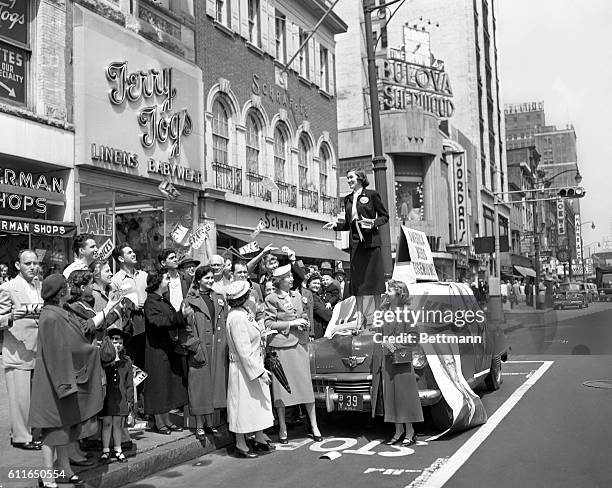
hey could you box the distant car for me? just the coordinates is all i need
[309,282,508,430]
[554,282,589,309]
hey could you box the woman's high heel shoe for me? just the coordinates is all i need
[235,446,258,458]
[310,431,323,442]
[384,433,405,445]
[253,440,276,452]
[402,433,417,446]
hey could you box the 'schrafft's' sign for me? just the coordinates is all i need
[377,50,454,118]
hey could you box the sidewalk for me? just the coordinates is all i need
[0,365,232,488]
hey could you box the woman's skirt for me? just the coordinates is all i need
[270,343,314,407]
[350,243,385,296]
[41,417,98,447]
[382,357,424,424]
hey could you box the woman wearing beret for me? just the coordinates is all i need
[225,280,275,458]
[30,274,104,487]
[143,271,188,434]
[324,169,389,297]
[264,265,322,444]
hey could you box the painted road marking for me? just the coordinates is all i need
[364,468,423,475]
[406,360,554,488]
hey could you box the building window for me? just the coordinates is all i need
[395,179,424,223]
[215,0,225,23]
[319,143,331,195]
[298,134,312,188]
[212,97,230,165]
[245,111,261,174]
[319,46,329,92]
[298,28,309,78]
[275,11,286,63]
[274,124,288,182]
[248,0,260,46]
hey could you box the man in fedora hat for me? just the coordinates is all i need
[177,256,200,281]
[334,268,351,300]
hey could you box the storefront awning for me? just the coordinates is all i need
[0,216,77,237]
[514,265,536,278]
[219,227,349,262]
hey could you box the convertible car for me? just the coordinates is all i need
[308,282,508,429]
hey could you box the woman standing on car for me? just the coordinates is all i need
[371,280,423,446]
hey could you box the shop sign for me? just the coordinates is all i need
[0,169,65,214]
[0,40,26,104]
[0,217,73,237]
[556,198,565,235]
[396,226,438,281]
[263,211,308,233]
[80,211,113,237]
[575,214,582,259]
[0,0,28,45]
[251,74,308,118]
[377,49,454,118]
[504,101,544,115]
[451,153,469,245]
[238,241,260,256]
[96,238,115,261]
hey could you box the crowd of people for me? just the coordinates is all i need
[0,232,369,486]
[0,169,428,486]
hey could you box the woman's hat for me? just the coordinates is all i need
[226,280,250,300]
[272,264,292,279]
[106,324,130,341]
[41,274,66,301]
[334,268,345,276]
[177,256,200,269]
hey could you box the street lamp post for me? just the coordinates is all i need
[363,0,393,278]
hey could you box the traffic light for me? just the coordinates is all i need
[557,186,586,198]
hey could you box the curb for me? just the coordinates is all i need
[26,431,232,488]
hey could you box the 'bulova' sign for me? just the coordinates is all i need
[106,61,193,159]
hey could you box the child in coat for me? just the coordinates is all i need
[100,326,134,463]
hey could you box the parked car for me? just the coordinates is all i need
[308,282,508,430]
[554,282,589,309]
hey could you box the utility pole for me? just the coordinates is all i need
[363,0,393,279]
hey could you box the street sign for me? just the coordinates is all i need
[557,249,569,262]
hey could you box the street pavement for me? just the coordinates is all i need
[123,302,612,488]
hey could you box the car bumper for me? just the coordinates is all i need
[312,374,442,412]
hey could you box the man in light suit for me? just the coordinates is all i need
[0,250,43,450]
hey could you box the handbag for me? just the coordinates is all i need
[99,335,117,366]
[391,347,412,365]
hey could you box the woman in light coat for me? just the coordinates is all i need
[225,280,274,458]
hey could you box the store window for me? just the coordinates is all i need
[274,123,288,182]
[245,111,261,174]
[79,184,193,272]
[212,97,231,165]
[394,179,424,223]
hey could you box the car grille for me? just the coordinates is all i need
[313,379,371,394]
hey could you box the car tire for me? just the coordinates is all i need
[430,398,453,431]
[485,355,502,391]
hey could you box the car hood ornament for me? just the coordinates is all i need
[342,356,366,368]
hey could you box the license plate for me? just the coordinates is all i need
[337,393,363,411]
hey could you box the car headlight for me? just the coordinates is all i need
[412,346,428,369]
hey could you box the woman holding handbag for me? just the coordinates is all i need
[371,280,423,446]
[181,265,228,439]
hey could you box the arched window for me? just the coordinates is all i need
[245,111,261,174]
[298,134,312,188]
[212,97,230,165]
[274,124,288,182]
[319,143,331,195]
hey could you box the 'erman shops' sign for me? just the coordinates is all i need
[377,48,454,118]
[74,6,204,189]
